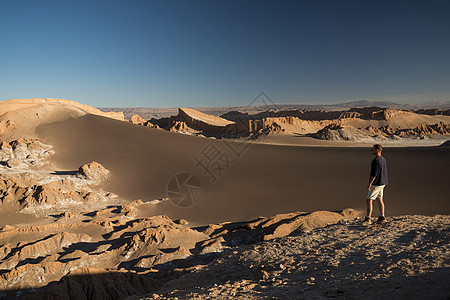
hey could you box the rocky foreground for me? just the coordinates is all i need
[0,210,448,299]
[0,198,362,299]
[140,215,450,300]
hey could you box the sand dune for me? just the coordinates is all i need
[0,98,124,121]
[1,99,448,223]
[34,112,450,225]
[0,98,124,139]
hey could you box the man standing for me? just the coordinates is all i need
[363,144,388,223]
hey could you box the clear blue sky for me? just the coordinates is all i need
[1,0,449,107]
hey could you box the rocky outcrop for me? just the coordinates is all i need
[222,109,342,122]
[0,214,207,298]
[77,161,110,184]
[134,106,450,142]
[0,120,16,139]
[376,122,449,137]
[399,121,450,136]
[221,118,286,138]
[145,108,234,135]
[152,215,450,300]
[346,107,409,120]
[201,208,362,246]
[0,232,91,270]
[222,107,407,122]
[313,121,450,141]
[167,120,195,133]
[143,121,161,129]
[178,107,233,128]
[413,108,450,116]
[0,138,54,168]
[163,108,233,135]
[313,124,368,141]
[20,267,161,300]
[0,174,112,212]
[6,158,20,168]
[0,208,362,299]
[129,114,147,125]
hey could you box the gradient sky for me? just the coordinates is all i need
[1,0,449,107]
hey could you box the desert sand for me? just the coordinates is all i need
[0,98,449,299]
[36,112,450,224]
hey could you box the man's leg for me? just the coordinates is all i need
[376,198,385,216]
[366,199,373,217]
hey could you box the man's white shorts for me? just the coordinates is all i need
[367,185,385,200]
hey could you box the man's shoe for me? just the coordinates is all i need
[376,216,386,223]
[362,216,371,224]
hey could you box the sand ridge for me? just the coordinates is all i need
[0,98,124,140]
[0,98,124,121]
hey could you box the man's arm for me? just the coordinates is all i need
[368,176,376,191]
[368,159,379,191]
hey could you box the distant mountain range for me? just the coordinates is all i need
[337,100,401,107]
[99,100,450,119]
[333,100,449,109]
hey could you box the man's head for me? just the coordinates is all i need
[372,144,382,156]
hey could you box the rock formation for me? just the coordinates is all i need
[141,106,450,142]
[314,121,450,141]
[413,108,450,116]
[0,207,363,299]
[148,108,234,136]
[396,122,450,136]
[77,161,110,184]
[0,120,16,139]
[151,215,450,300]
[313,124,368,141]
[0,160,113,213]
[129,114,147,125]
[0,138,54,168]
[0,173,113,212]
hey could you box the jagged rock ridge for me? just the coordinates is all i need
[129,106,450,142]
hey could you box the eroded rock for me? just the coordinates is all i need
[0,208,366,299]
[0,173,111,212]
[77,161,110,184]
[0,120,16,139]
[314,123,368,141]
[6,158,20,168]
[129,114,147,125]
[0,138,54,168]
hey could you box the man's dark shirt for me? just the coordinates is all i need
[370,156,388,186]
